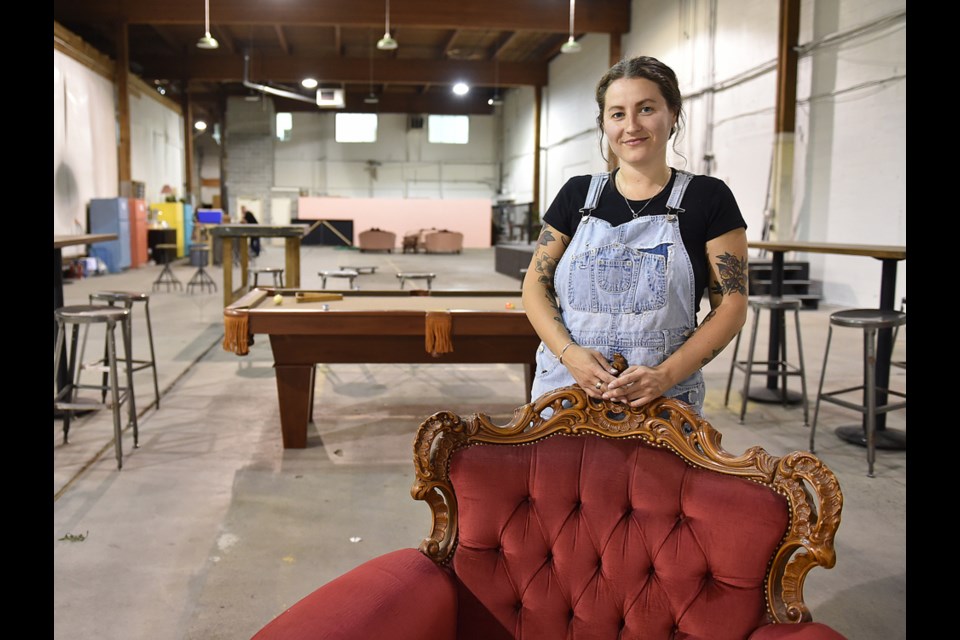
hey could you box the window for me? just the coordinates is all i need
[276,112,293,141]
[336,113,378,143]
[428,115,469,144]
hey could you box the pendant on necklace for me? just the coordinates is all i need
[617,171,666,219]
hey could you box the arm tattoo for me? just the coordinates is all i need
[713,252,747,296]
[535,230,567,329]
[537,228,557,247]
[700,347,723,366]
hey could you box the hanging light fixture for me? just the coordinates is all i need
[488,57,504,106]
[560,0,581,54]
[196,0,219,49]
[377,0,398,50]
[365,32,380,104]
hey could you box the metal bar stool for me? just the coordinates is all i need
[54,305,138,470]
[810,308,907,478]
[152,243,183,292]
[396,272,436,290]
[187,243,217,294]
[319,269,358,289]
[724,296,809,425]
[250,267,285,288]
[84,291,161,410]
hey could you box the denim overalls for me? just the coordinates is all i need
[530,169,705,414]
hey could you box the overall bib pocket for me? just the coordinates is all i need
[565,242,671,314]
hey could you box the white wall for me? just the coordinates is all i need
[54,42,186,252]
[497,0,906,307]
[274,111,500,200]
[53,49,117,245]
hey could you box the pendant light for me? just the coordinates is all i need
[560,0,581,54]
[488,57,503,106]
[365,32,380,104]
[377,0,398,51]
[196,0,219,49]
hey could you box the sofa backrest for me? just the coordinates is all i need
[411,387,842,640]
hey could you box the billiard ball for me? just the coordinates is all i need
[273,294,284,305]
[505,302,515,310]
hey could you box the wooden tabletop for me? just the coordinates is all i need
[208,224,308,238]
[748,240,906,260]
[54,233,118,249]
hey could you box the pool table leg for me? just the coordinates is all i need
[274,363,316,448]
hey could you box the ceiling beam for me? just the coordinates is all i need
[55,0,630,34]
[140,55,547,87]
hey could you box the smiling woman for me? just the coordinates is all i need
[521,56,749,416]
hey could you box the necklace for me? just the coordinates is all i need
[615,169,668,219]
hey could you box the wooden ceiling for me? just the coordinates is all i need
[54,0,630,125]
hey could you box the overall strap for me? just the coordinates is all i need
[578,172,610,218]
[665,169,695,213]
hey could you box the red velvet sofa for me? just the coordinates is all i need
[251,387,846,640]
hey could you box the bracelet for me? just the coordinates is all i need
[557,340,577,364]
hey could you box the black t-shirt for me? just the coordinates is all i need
[542,168,747,313]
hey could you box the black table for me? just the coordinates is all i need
[748,240,907,449]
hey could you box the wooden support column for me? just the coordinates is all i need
[184,93,196,204]
[770,0,800,241]
[532,85,542,236]
[115,20,131,185]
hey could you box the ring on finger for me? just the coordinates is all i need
[594,381,602,390]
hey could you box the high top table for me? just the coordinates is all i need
[748,240,906,449]
[54,234,118,395]
[208,224,307,307]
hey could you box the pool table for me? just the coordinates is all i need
[223,288,540,448]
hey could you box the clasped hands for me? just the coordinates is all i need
[561,345,669,408]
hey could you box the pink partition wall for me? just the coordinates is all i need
[297,197,492,249]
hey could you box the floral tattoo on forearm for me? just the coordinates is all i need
[714,252,747,296]
[535,228,566,327]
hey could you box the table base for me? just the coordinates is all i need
[746,386,804,405]
[835,425,906,450]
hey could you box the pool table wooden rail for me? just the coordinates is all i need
[224,288,540,448]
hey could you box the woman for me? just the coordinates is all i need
[522,56,748,414]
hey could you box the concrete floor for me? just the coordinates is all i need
[53,244,906,640]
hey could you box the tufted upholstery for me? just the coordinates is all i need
[252,388,846,640]
[450,437,789,640]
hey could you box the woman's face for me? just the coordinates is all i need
[602,77,677,168]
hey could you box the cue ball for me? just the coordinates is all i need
[505,302,515,309]
[273,294,283,305]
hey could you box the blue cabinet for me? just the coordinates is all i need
[89,198,131,273]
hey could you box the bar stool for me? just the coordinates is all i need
[187,243,217,294]
[86,291,161,410]
[810,309,907,478]
[724,296,809,425]
[319,269,359,289]
[250,267,285,288]
[152,243,183,292]
[396,272,436,290]
[54,305,138,470]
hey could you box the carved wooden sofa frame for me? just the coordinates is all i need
[253,386,845,639]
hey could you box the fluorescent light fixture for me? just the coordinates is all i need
[452,82,470,96]
[364,93,380,104]
[488,93,504,106]
[301,78,319,89]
